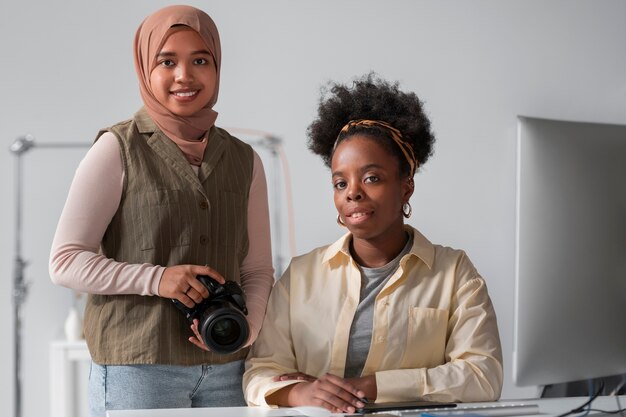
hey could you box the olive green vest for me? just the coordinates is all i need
[83,108,253,365]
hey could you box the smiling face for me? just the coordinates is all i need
[331,134,414,251]
[149,28,217,117]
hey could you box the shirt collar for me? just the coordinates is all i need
[322,225,434,270]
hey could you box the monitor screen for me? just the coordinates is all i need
[513,116,626,387]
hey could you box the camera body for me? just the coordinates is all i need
[173,275,249,354]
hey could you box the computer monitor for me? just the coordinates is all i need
[513,116,626,388]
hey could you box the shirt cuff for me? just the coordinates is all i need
[375,369,423,403]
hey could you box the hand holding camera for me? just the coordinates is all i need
[159,264,224,308]
[172,274,249,355]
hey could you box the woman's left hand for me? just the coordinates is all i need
[188,319,210,351]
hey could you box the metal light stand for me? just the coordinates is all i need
[247,135,286,276]
[226,128,295,278]
[9,135,90,417]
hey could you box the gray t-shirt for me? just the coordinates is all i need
[344,233,413,378]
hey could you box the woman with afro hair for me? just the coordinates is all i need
[243,73,503,413]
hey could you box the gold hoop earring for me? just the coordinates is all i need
[402,202,412,218]
[336,214,346,227]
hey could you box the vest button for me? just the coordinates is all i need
[199,200,208,210]
[199,235,208,245]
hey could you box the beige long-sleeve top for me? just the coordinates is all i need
[244,226,503,406]
[49,131,275,343]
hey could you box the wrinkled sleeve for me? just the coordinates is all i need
[376,260,503,403]
[239,151,275,346]
[243,265,304,407]
[48,132,165,295]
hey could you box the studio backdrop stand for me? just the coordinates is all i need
[9,135,91,417]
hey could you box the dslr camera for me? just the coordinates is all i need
[173,275,249,354]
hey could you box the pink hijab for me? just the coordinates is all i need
[134,5,221,165]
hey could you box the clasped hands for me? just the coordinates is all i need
[271,372,376,414]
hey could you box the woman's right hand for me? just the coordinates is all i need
[286,373,366,414]
[158,264,225,308]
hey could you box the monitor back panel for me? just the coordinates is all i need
[514,116,626,387]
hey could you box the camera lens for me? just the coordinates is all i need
[199,302,249,354]
[211,318,239,346]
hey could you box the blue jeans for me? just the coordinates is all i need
[88,360,245,417]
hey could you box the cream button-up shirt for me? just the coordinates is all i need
[243,226,503,406]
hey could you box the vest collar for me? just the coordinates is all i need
[133,107,230,195]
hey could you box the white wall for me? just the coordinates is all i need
[1,1,625,416]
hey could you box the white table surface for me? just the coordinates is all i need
[106,395,625,417]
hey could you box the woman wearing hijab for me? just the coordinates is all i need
[49,5,274,416]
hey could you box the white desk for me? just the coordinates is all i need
[107,395,626,417]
